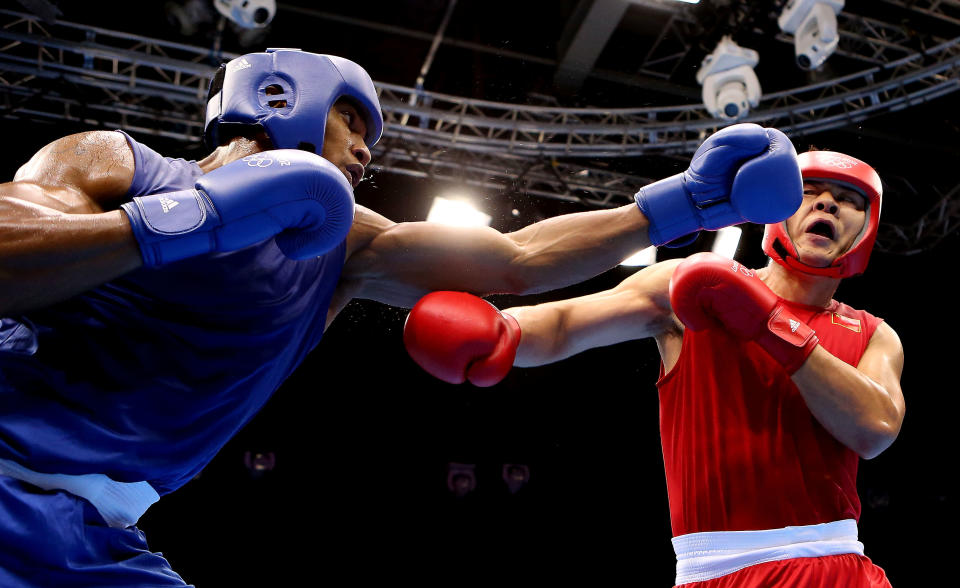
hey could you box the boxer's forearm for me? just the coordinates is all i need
[506,262,677,367]
[791,345,904,459]
[0,195,142,314]
[502,304,570,367]
[506,301,619,368]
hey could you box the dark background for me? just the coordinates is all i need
[2,1,958,585]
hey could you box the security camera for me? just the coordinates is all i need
[778,0,844,70]
[696,36,761,120]
[213,0,276,29]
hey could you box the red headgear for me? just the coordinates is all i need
[761,151,882,278]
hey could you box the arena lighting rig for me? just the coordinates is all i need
[779,0,845,71]
[696,1,846,121]
[696,35,762,120]
[2,4,960,254]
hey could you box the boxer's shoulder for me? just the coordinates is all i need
[619,257,684,302]
[610,257,686,337]
[13,131,134,210]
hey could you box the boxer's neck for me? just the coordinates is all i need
[757,261,840,308]
[197,134,271,174]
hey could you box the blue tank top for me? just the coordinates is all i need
[0,132,346,494]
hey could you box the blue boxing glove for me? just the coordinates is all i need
[634,123,802,247]
[121,150,354,266]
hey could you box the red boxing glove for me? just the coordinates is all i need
[669,252,819,374]
[403,291,521,387]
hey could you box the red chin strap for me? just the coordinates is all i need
[774,241,850,278]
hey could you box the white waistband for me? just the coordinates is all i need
[672,520,864,585]
[0,457,159,529]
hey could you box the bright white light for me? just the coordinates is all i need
[620,246,657,267]
[670,0,700,3]
[711,226,742,259]
[426,196,492,227]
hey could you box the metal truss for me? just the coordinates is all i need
[636,12,699,80]
[876,180,960,255]
[371,135,651,207]
[4,7,960,158]
[878,0,960,27]
[3,8,960,251]
[775,11,946,66]
[376,28,960,157]
[0,9,224,141]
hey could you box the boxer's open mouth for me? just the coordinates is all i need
[346,164,364,188]
[806,220,835,240]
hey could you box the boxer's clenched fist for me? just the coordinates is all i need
[669,252,819,374]
[121,149,355,266]
[403,291,520,387]
[635,124,803,247]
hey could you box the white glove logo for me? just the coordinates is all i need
[243,154,274,168]
[158,196,179,213]
[729,260,754,277]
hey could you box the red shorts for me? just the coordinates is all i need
[677,554,891,588]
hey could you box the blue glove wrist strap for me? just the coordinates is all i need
[121,189,218,267]
[634,173,702,247]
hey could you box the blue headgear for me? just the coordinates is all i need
[204,48,383,153]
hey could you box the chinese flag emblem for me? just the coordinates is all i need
[832,313,862,333]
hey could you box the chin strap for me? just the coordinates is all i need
[780,254,847,278]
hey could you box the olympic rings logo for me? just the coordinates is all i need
[243,155,274,168]
[729,260,754,277]
[821,154,857,169]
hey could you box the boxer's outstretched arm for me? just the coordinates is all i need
[0,132,141,315]
[340,203,652,309]
[791,323,905,459]
[399,259,681,386]
[505,260,681,367]
[342,124,800,309]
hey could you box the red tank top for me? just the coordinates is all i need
[657,297,883,537]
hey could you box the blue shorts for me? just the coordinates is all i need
[0,476,191,587]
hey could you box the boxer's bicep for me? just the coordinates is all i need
[506,260,680,367]
[342,218,528,307]
[856,322,906,425]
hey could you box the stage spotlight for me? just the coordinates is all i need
[778,0,844,70]
[213,0,276,29]
[502,464,530,494]
[696,36,761,120]
[446,463,477,498]
[426,196,492,227]
[243,451,276,479]
[711,226,742,259]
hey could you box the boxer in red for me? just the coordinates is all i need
[404,150,904,587]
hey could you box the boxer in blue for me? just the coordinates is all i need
[0,48,803,586]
